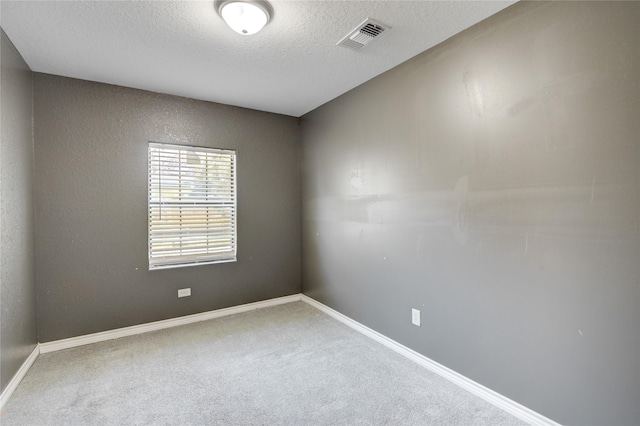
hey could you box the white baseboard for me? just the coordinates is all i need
[300,294,560,426]
[0,344,40,412]
[40,294,302,354]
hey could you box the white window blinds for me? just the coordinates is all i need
[148,143,237,270]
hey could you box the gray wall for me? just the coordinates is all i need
[300,2,639,425]
[0,29,38,392]
[34,74,300,342]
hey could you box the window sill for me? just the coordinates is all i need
[149,257,237,271]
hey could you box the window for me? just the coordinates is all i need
[148,143,237,270]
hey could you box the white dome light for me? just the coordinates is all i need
[216,0,273,36]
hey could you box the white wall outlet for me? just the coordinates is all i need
[178,288,191,298]
[411,308,421,326]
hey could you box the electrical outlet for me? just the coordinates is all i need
[411,308,421,327]
[178,288,191,298]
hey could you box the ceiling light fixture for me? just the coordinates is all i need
[215,0,273,35]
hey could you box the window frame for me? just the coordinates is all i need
[148,142,237,270]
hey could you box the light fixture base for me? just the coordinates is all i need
[215,0,273,35]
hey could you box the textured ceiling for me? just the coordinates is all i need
[1,1,515,117]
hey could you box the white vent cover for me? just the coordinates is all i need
[337,18,390,51]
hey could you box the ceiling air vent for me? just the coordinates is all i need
[337,18,390,51]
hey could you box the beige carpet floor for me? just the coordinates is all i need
[1,301,526,425]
